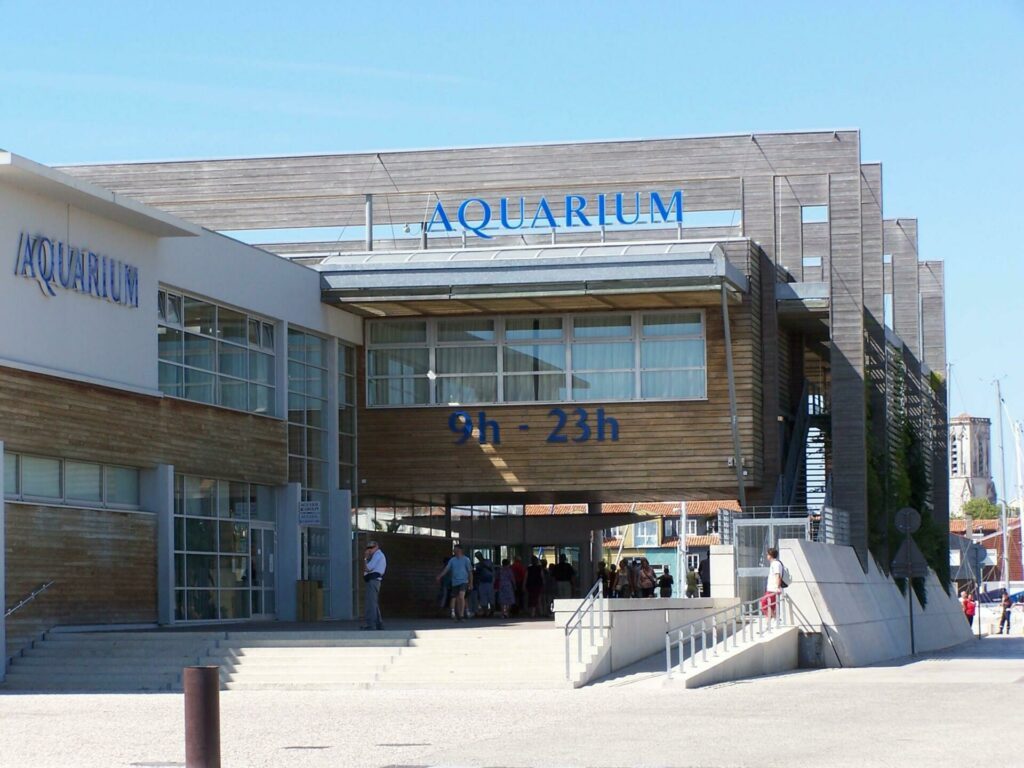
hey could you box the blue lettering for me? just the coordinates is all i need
[597,194,608,227]
[86,251,99,296]
[565,195,590,227]
[15,233,36,277]
[426,200,454,234]
[457,198,492,240]
[615,193,641,225]
[57,242,74,288]
[35,237,56,297]
[124,265,138,308]
[500,197,525,229]
[649,190,684,224]
[100,256,109,298]
[530,197,557,229]
[109,260,123,303]
[71,249,85,292]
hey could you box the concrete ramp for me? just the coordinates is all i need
[780,539,973,667]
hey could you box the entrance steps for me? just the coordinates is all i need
[2,624,573,692]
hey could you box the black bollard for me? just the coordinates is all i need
[184,666,221,768]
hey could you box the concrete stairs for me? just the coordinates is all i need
[1,625,575,692]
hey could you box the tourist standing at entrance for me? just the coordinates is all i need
[596,560,608,596]
[998,590,1012,634]
[474,551,495,618]
[553,554,576,599]
[685,565,699,598]
[437,545,473,621]
[526,556,545,617]
[961,590,976,627]
[497,558,516,618]
[658,566,674,598]
[761,547,783,619]
[615,559,632,598]
[541,558,557,615]
[637,558,656,598]
[361,540,386,631]
[511,556,527,614]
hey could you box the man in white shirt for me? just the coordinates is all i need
[762,547,784,619]
[362,540,387,630]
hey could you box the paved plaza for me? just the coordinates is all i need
[1,636,1019,768]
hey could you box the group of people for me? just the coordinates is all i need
[959,588,1018,634]
[435,547,578,620]
[596,558,674,598]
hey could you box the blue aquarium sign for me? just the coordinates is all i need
[14,232,139,308]
[427,190,683,240]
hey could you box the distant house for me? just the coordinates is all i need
[949,518,1023,587]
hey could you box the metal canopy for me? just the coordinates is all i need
[315,240,748,314]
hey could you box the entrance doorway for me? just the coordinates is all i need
[250,524,276,618]
[734,518,808,602]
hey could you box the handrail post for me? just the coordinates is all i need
[758,609,764,637]
[712,615,718,656]
[690,626,696,669]
[665,633,672,677]
[701,620,707,663]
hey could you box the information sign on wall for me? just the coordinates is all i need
[298,500,322,526]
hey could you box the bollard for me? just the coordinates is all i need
[184,666,221,768]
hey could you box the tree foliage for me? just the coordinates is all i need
[962,498,1003,519]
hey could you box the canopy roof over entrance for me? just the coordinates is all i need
[315,240,748,316]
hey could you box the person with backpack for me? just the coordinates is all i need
[761,547,785,619]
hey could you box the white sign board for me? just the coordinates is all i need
[298,500,322,527]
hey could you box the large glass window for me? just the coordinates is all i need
[338,341,357,495]
[158,289,276,415]
[365,310,706,407]
[173,474,277,621]
[634,520,659,547]
[4,453,140,509]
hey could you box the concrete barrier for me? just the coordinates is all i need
[679,626,800,689]
[779,539,973,667]
[553,597,737,685]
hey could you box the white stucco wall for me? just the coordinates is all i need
[0,166,361,396]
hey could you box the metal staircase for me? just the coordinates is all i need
[774,381,831,511]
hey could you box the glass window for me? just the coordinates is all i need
[642,311,702,337]
[105,466,139,506]
[166,294,182,325]
[641,370,705,399]
[572,314,631,339]
[370,320,426,345]
[369,378,429,406]
[572,371,634,400]
[505,373,565,402]
[22,455,61,498]
[634,520,658,547]
[437,318,495,343]
[217,307,247,344]
[641,339,704,369]
[261,322,275,350]
[436,347,497,374]
[572,342,632,370]
[4,453,18,496]
[505,316,563,341]
[504,344,565,373]
[159,290,276,415]
[368,348,429,376]
[65,461,102,502]
[183,298,216,336]
[438,376,497,404]
[157,290,167,322]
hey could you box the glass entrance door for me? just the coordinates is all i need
[250,525,276,618]
[734,519,808,602]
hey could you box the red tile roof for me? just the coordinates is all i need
[950,519,1002,535]
[525,500,738,518]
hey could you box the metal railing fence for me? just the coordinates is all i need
[563,579,606,681]
[664,593,792,678]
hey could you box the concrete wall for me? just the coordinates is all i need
[779,538,972,666]
[554,597,737,684]
[680,626,799,689]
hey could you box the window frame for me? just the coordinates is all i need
[365,309,707,408]
[3,451,141,510]
[158,287,278,417]
[633,519,659,548]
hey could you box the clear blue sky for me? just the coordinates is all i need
[2,2,1023,497]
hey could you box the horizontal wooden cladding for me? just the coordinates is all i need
[0,365,287,483]
[4,504,156,656]
[58,132,861,231]
[358,302,763,501]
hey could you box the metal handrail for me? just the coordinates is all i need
[664,593,792,678]
[564,579,606,681]
[5,580,56,618]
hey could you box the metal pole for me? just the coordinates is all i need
[690,626,696,669]
[365,194,374,252]
[906,533,915,655]
[183,666,220,768]
[721,285,747,507]
[420,221,428,250]
[997,379,1010,586]
[665,633,672,677]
